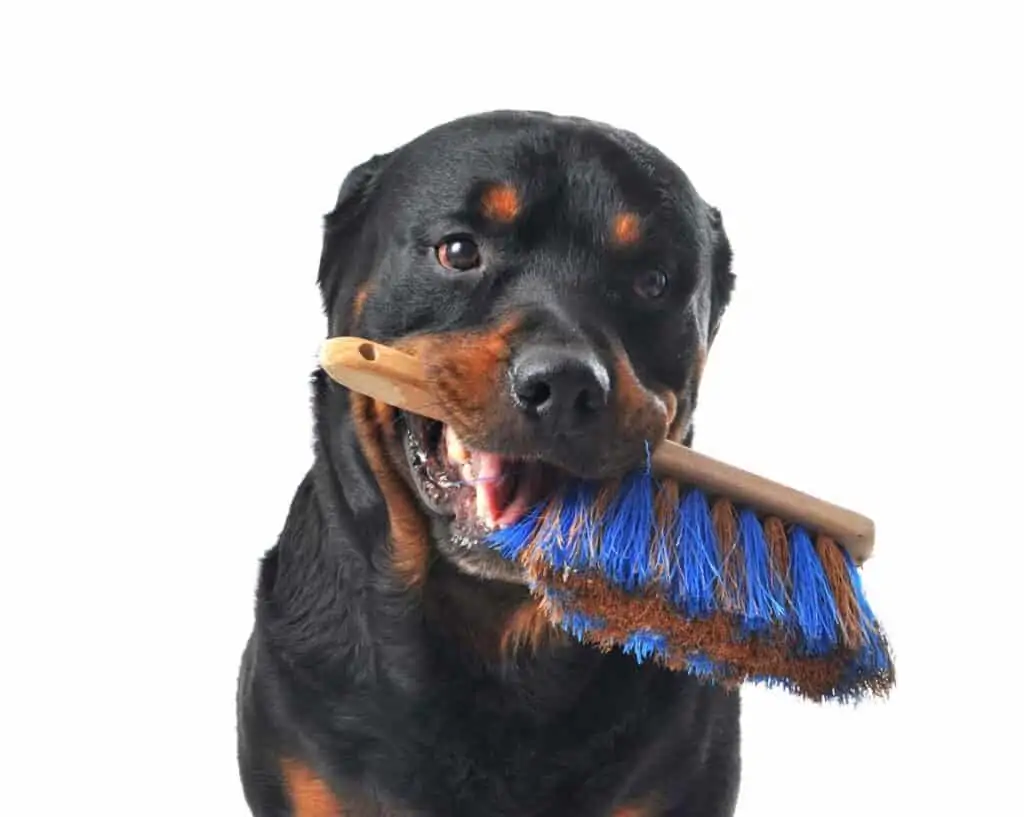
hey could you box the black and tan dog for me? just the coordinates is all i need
[237,110,739,817]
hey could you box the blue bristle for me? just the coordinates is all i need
[672,489,721,616]
[544,496,579,572]
[546,481,596,572]
[685,652,723,680]
[738,509,786,633]
[842,548,891,674]
[596,470,657,591]
[789,526,841,655]
[488,503,543,561]
[749,673,796,695]
[621,630,669,663]
[559,610,606,643]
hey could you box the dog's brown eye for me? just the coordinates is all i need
[634,270,667,299]
[436,236,481,271]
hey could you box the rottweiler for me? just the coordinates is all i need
[237,110,739,817]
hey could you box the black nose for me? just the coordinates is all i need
[510,346,611,431]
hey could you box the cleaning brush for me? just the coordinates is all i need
[319,337,894,703]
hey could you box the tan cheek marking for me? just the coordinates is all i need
[351,285,371,321]
[611,351,669,434]
[481,184,521,222]
[667,346,708,441]
[348,320,521,586]
[500,598,559,657]
[611,212,642,246]
[398,318,520,439]
[692,345,707,384]
[350,393,432,586]
[280,758,344,817]
[612,805,655,817]
[659,389,678,430]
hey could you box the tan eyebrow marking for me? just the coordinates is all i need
[480,184,521,222]
[611,211,642,246]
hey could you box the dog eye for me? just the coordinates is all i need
[633,269,667,299]
[436,236,481,271]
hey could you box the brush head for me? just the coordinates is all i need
[487,468,894,703]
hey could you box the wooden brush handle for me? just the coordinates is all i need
[649,444,874,564]
[319,337,447,421]
[320,337,875,564]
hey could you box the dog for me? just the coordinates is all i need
[237,110,739,817]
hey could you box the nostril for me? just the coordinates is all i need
[515,376,552,410]
[574,385,602,415]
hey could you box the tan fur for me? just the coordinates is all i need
[481,183,521,222]
[281,758,344,817]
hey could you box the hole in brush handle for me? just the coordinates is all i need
[319,336,446,422]
[358,342,377,361]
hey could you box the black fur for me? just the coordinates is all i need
[238,110,739,816]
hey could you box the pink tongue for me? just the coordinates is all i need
[471,451,506,529]
[445,426,525,529]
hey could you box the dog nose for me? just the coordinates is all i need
[510,346,611,430]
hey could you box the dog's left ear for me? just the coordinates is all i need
[707,206,735,345]
[317,152,393,331]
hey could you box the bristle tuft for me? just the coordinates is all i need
[489,499,545,562]
[597,470,656,590]
[816,535,862,648]
[789,525,841,654]
[546,482,591,571]
[842,547,892,675]
[674,489,721,617]
[763,517,792,608]
[559,609,606,643]
[685,652,724,681]
[738,509,786,632]
[712,498,744,613]
[622,630,669,663]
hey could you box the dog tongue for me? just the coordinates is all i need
[444,426,513,529]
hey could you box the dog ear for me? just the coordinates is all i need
[707,206,735,345]
[317,152,392,328]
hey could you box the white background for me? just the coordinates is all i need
[2,2,1021,815]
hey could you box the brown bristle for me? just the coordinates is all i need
[533,564,867,700]
[566,498,590,551]
[816,534,863,649]
[763,516,791,603]
[549,496,570,549]
[651,480,680,579]
[712,498,744,613]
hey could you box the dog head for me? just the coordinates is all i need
[317,111,734,585]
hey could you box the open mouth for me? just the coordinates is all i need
[400,415,559,534]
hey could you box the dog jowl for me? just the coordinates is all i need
[238,111,740,817]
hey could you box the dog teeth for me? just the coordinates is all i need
[444,425,471,465]
[407,431,429,467]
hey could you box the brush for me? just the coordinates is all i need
[319,336,894,703]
